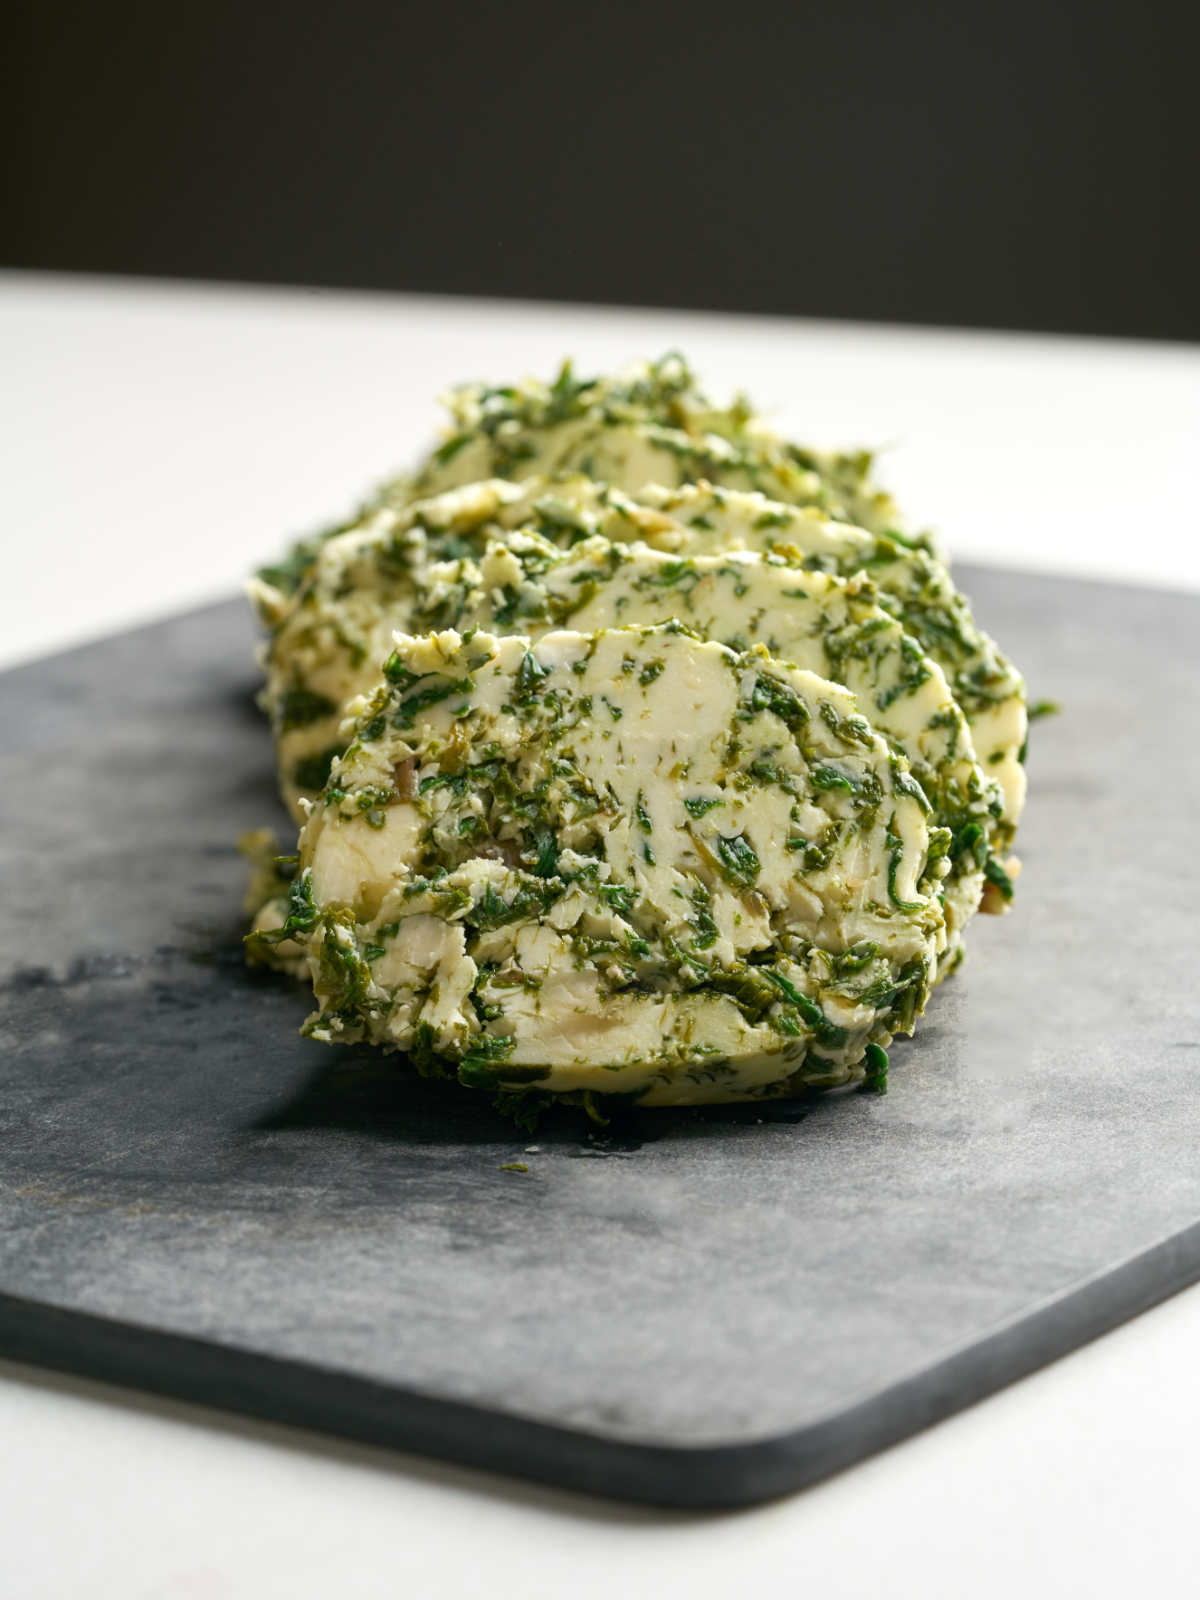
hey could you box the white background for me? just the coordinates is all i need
[2,273,1199,1597]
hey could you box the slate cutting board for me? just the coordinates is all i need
[1,568,1198,1509]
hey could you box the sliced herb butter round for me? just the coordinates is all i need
[258,473,1019,897]
[291,626,949,1106]
[413,537,994,961]
[250,480,539,819]
[404,478,1023,846]
[253,472,750,818]
[524,480,1027,850]
[404,354,919,543]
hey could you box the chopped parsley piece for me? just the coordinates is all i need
[983,855,1015,901]
[393,677,474,728]
[278,685,337,731]
[515,650,549,696]
[715,833,761,887]
[862,1042,889,1093]
[291,744,342,794]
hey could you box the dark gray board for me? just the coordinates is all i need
[1,568,1197,1509]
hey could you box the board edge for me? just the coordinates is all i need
[2,1219,1198,1510]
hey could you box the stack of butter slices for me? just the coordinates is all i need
[245,355,1025,1115]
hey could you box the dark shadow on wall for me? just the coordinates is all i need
[5,0,1198,341]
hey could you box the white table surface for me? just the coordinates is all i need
[2,272,1198,1598]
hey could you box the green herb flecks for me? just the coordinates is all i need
[715,833,761,887]
[278,685,337,731]
[983,855,1015,901]
[597,883,635,917]
[744,673,810,732]
[515,650,550,698]
[467,879,563,932]
[432,431,471,466]
[761,969,848,1048]
[292,744,343,794]
[690,885,720,951]
[382,652,422,689]
[457,1032,523,1088]
[269,870,318,943]
[533,827,560,878]
[861,1042,889,1093]
[393,677,475,729]
[885,826,923,912]
[952,821,988,869]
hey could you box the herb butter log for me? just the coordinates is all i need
[288,627,949,1106]
[256,476,1015,925]
[257,477,1023,858]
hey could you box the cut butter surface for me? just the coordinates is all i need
[622,484,1027,839]
[423,537,994,963]
[257,477,1022,852]
[246,353,1031,1112]
[293,627,947,1104]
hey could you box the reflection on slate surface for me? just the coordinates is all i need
[0,573,1198,1502]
